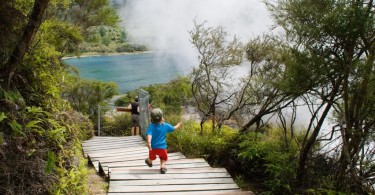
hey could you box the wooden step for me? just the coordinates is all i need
[108,183,240,193]
[81,136,253,194]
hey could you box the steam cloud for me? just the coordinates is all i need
[119,0,273,68]
[117,0,333,133]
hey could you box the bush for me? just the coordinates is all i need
[167,120,238,162]
[235,127,299,194]
[100,112,132,136]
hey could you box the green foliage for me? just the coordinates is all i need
[61,0,120,30]
[190,21,243,132]
[167,120,238,161]
[86,25,123,44]
[268,0,375,192]
[236,128,299,194]
[141,76,192,115]
[114,95,131,106]
[62,76,119,121]
[39,19,83,55]
[45,151,57,174]
[115,43,147,53]
[52,140,89,194]
[78,41,147,54]
[100,113,132,136]
[304,188,346,195]
[0,0,103,193]
[167,121,208,157]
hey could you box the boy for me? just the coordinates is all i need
[145,108,183,174]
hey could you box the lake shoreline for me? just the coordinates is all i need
[62,51,153,60]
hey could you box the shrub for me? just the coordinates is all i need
[235,127,299,194]
[100,112,132,136]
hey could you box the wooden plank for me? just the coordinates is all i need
[99,155,187,167]
[103,162,210,172]
[89,151,149,161]
[83,143,145,151]
[107,191,253,195]
[109,178,236,186]
[83,137,144,144]
[109,167,227,174]
[102,160,214,179]
[96,151,186,160]
[82,137,144,144]
[83,141,145,148]
[83,136,143,144]
[87,147,146,157]
[101,162,212,176]
[84,141,145,148]
[84,135,143,140]
[93,152,185,163]
[84,147,146,158]
[110,172,232,180]
[108,184,239,193]
[82,136,252,194]
[100,155,188,175]
[103,158,207,167]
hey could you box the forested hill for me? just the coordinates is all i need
[0,0,374,195]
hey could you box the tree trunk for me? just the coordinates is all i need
[296,100,333,186]
[240,114,263,132]
[2,0,50,87]
[296,77,342,186]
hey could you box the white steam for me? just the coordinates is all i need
[119,0,273,68]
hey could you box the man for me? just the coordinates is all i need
[127,97,140,136]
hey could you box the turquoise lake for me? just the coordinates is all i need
[64,52,190,93]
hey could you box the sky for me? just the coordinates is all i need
[119,0,274,68]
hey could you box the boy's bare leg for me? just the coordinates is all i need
[131,127,135,136]
[145,157,153,167]
[160,159,167,168]
[135,127,139,135]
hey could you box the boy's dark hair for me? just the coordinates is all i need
[151,108,163,123]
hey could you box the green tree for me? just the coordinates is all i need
[141,76,192,115]
[189,21,244,133]
[60,0,120,30]
[62,76,118,119]
[268,0,375,193]
[240,35,295,132]
[0,0,120,193]
[0,0,50,88]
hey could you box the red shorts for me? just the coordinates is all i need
[149,149,168,161]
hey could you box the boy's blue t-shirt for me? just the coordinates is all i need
[146,122,174,149]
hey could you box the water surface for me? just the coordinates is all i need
[64,52,188,93]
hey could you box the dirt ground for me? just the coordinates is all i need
[86,167,108,195]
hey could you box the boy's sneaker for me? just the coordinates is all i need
[145,158,152,167]
[160,168,167,174]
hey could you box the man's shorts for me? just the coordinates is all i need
[149,149,168,161]
[131,114,140,127]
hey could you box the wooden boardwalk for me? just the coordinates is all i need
[82,136,253,194]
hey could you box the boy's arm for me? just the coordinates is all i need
[147,135,152,150]
[174,122,183,130]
